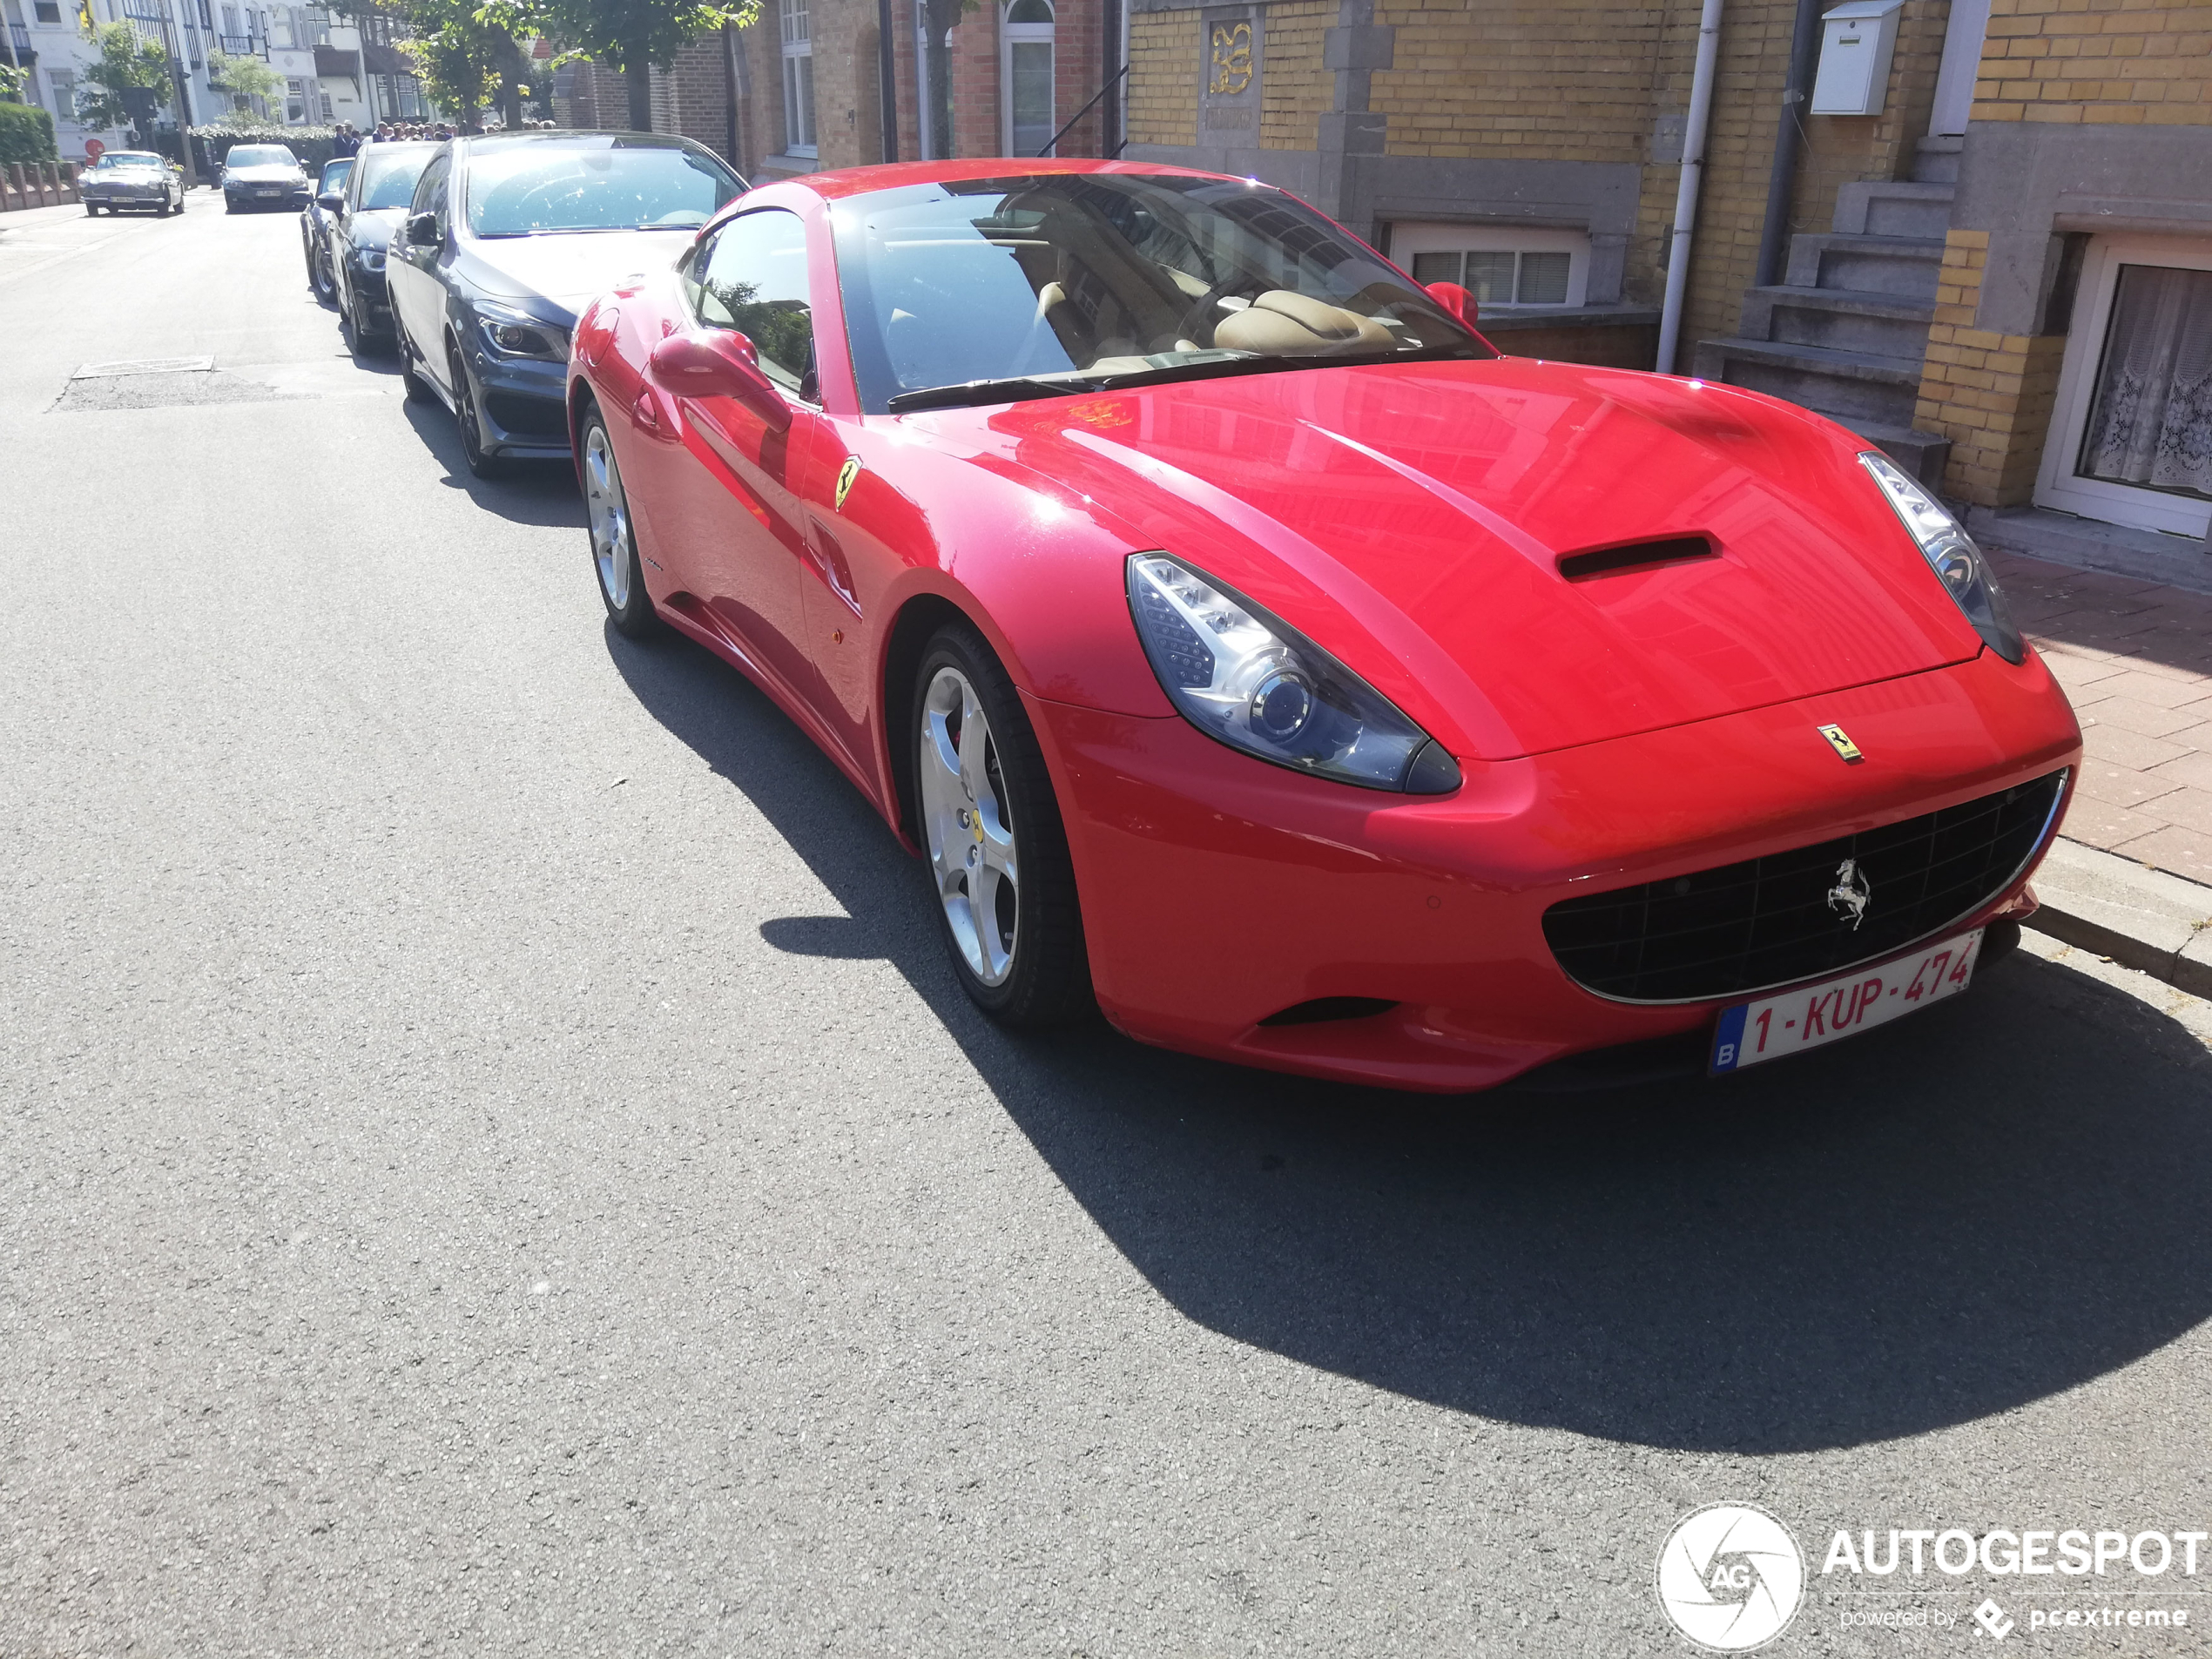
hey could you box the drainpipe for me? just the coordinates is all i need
[1654,0,1725,374]
[1754,0,1824,289]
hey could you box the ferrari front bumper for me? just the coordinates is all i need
[1029,647,2082,1093]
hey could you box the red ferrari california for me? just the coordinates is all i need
[564,158,2080,1092]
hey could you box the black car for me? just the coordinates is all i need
[324,142,439,354]
[81,149,185,216]
[221,143,311,212]
[300,156,354,299]
[384,129,745,476]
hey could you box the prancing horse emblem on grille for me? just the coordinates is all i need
[1827,858,1873,929]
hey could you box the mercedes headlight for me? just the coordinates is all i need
[1127,554,1462,793]
[475,300,570,362]
[1859,452,2025,664]
[350,245,386,272]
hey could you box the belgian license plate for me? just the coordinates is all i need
[257,188,280,197]
[1710,929,1983,1074]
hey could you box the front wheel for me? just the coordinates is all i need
[913,625,1090,1026]
[395,318,435,402]
[448,346,503,479]
[582,409,658,638]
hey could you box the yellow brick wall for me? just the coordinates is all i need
[1372,0,1667,163]
[1912,230,2068,503]
[1263,1,1333,150]
[1973,0,2212,125]
[1129,10,1200,148]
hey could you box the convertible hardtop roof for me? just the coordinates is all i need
[791,157,1254,204]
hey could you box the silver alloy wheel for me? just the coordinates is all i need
[920,665,1019,987]
[583,423,631,610]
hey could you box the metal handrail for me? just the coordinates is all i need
[1035,62,1127,158]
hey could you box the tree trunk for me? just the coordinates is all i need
[624,38,653,132]
[502,71,522,129]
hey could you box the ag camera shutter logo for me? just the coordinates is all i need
[1656,1503,1806,1651]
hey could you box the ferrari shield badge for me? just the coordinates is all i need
[834,456,862,512]
[1817,723,1864,763]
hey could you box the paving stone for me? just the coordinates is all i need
[2060,792,2169,850]
[2146,751,2212,793]
[2082,697,2205,738]
[2086,725,2192,771]
[2114,825,2212,887]
[2074,761,2184,809]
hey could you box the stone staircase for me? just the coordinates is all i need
[1691,138,1960,483]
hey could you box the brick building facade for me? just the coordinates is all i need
[544,0,2209,583]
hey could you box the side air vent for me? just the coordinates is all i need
[1556,536,1716,581]
[1257,996,1399,1027]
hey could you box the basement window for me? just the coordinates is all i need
[1388,222,1588,309]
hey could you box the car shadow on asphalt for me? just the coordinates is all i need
[401,399,584,529]
[610,623,2212,1458]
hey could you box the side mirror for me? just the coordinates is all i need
[318,191,345,213]
[405,211,440,246]
[647,330,791,434]
[1426,280,1477,327]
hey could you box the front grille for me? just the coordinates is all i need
[1542,769,2067,1003]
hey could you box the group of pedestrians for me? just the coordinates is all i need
[328,117,563,157]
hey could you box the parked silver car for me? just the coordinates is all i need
[81,151,185,217]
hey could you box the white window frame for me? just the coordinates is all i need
[779,0,815,158]
[1001,0,1054,158]
[286,73,308,121]
[2035,233,2212,541]
[44,66,78,122]
[1386,221,1590,310]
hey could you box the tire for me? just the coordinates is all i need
[911,624,1090,1027]
[396,319,435,403]
[448,345,504,479]
[311,245,335,302]
[84,204,98,216]
[580,408,658,639]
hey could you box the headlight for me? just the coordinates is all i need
[474,300,570,362]
[1126,554,1462,793]
[1858,452,2025,663]
[350,246,386,272]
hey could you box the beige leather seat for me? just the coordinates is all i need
[1212,291,1395,356]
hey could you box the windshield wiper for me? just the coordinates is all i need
[883,345,1482,415]
[887,375,1108,414]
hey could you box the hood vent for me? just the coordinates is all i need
[1557,536,1716,582]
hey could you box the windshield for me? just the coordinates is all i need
[356,146,434,210]
[94,152,164,169]
[832,173,1492,414]
[464,138,743,237]
[319,158,354,192]
[227,146,298,168]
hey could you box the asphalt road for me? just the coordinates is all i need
[4,192,2212,1658]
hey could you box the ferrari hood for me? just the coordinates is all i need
[975,358,1983,761]
[462,229,691,314]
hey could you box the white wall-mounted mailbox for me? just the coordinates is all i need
[1811,0,1907,116]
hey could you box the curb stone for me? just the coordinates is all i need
[2027,837,2212,1000]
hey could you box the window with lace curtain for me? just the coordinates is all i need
[2039,234,2212,541]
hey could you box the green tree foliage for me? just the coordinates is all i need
[397,0,507,123]
[207,48,286,115]
[0,60,30,101]
[76,22,173,132]
[489,0,759,132]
